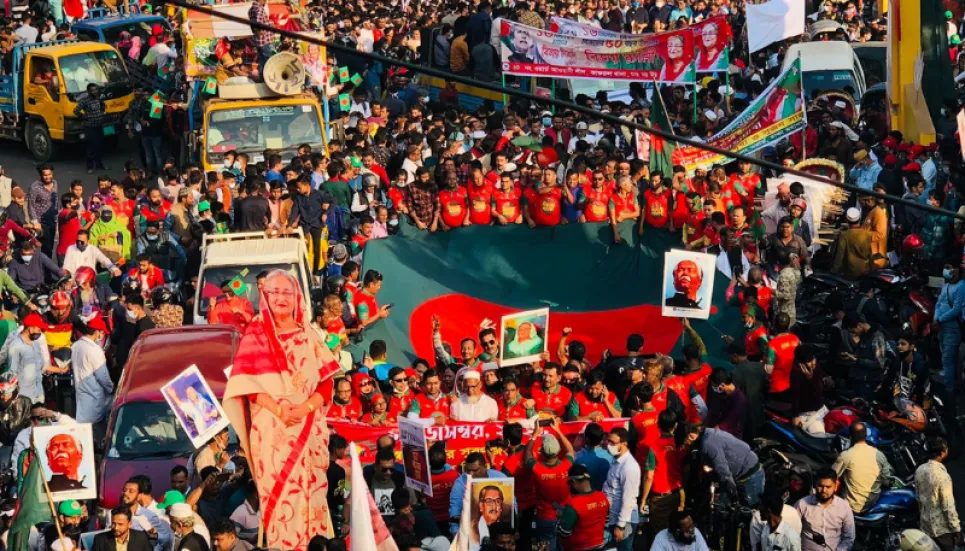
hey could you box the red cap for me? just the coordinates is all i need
[23,313,46,329]
[910,144,926,157]
[883,154,898,166]
[927,142,939,152]
[882,137,897,148]
[903,162,922,172]
[404,368,418,379]
[897,143,911,152]
[86,316,107,332]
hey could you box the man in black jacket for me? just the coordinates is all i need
[233,181,270,232]
[92,507,154,551]
[287,174,334,274]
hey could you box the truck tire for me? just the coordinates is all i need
[26,122,55,162]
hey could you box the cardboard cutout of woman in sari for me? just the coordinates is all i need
[223,270,341,551]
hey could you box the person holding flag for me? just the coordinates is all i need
[207,279,255,331]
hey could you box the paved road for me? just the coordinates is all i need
[2,137,140,193]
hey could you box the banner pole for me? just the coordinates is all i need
[798,51,806,162]
[501,74,507,109]
[693,82,698,125]
[551,79,556,114]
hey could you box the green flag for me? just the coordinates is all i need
[149,101,163,119]
[229,268,250,296]
[338,67,350,83]
[350,73,362,86]
[203,77,218,95]
[9,451,53,551]
[338,94,351,111]
[649,86,676,177]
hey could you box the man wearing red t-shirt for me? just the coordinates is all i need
[764,312,800,398]
[582,171,611,223]
[609,177,640,245]
[484,151,510,187]
[523,168,563,227]
[530,363,573,418]
[558,464,610,551]
[57,193,91,262]
[427,443,460,536]
[407,370,450,425]
[493,173,523,225]
[438,175,470,230]
[639,410,685,536]
[501,423,537,550]
[386,366,416,420]
[498,379,536,421]
[329,378,363,420]
[640,171,673,231]
[467,168,495,225]
[566,370,622,421]
[362,151,390,188]
[524,419,575,551]
[664,319,712,423]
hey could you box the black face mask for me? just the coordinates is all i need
[76,241,88,252]
[101,213,113,222]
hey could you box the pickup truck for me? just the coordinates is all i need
[0,40,133,161]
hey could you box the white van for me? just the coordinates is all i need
[782,41,867,101]
[193,229,314,324]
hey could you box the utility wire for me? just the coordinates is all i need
[163,0,965,222]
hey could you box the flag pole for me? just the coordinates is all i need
[32,438,67,551]
[798,51,806,162]
[501,74,507,109]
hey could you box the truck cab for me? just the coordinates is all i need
[782,41,867,102]
[197,91,325,171]
[193,229,315,324]
[0,40,132,161]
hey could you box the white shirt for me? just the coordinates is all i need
[14,25,38,44]
[651,528,710,551]
[401,158,422,185]
[603,451,641,526]
[130,503,172,551]
[62,244,115,276]
[449,393,499,422]
[760,518,802,551]
[751,506,802,551]
[71,336,113,424]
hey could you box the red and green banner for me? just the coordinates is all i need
[498,18,696,83]
[330,418,629,468]
[671,58,805,173]
[549,15,731,73]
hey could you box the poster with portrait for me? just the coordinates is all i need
[161,365,230,449]
[469,478,515,551]
[399,417,432,496]
[33,423,97,502]
[499,308,549,367]
[661,250,717,319]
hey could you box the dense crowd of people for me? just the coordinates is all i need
[0,0,963,549]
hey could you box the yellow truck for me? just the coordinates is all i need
[0,40,133,161]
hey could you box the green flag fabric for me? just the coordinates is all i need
[9,451,52,551]
[649,88,676,176]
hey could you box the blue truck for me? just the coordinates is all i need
[72,7,174,90]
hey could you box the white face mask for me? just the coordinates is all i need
[607,444,621,456]
[744,321,754,328]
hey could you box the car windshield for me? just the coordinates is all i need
[60,50,128,94]
[802,70,858,100]
[198,263,302,317]
[206,104,322,163]
[109,401,194,459]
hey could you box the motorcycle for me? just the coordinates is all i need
[852,485,919,551]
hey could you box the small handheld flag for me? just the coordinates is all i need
[203,77,218,95]
[338,94,351,111]
[149,101,163,119]
[350,73,362,86]
[149,91,165,104]
[338,67,350,83]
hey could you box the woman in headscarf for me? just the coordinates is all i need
[352,371,380,412]
[223,270,340,550]
[88,205,132,264]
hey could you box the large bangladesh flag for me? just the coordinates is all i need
[649,89,677,177]
[9,450,52,551]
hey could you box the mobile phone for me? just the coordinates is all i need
[384,303,395,309]
[215,472,231,483]
[538,418,553,428]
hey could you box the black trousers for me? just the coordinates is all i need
[85,126,105,170]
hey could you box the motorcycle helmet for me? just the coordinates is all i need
[151,286,174,306]
[50,290,71,311]
[0,372,19,408]
[74,266,96,287]
[122,277,142,298]
[901,234,925,256]
[325,275,347,297]
[900,530,940,551]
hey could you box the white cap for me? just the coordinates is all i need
[576,122,589,130]
[718,85,733,96]
[169,503,194,520]
[52,539,76,551]
[471,130,487,139]
[846,207,861,222]
[704,109,719,121]
[481,362,499,372]
[834,100,847,109]
[503,162,517,172]
[750,73,763,83]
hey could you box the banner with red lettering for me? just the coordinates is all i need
[497,18,696,83]
[328,418,630,467]
[548,16,732,73]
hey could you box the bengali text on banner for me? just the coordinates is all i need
[671,57,805,173]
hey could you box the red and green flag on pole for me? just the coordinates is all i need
[649,85,676,177]
[9,450,52,551]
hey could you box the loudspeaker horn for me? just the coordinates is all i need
[263,52,306,96]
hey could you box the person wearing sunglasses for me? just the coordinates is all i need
[386,366,416,420]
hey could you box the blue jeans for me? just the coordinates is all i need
[535,518,558,551]
[143,135,163,173]
[738,467,766,508]
[258,44,273,79]
[608,523,637,551]
[941,324,961,392]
